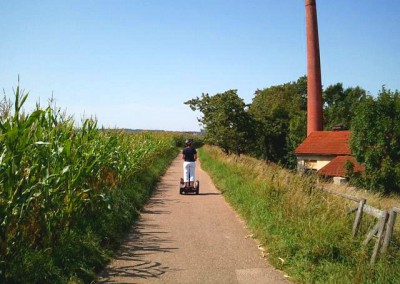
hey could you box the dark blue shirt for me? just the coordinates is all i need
[183,146,197,162]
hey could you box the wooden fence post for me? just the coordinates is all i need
[363,221,381,246]
[352,199,366,236]
[370,212,389,264]
[382,207,400,253]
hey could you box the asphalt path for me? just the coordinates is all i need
[97,155,291,284]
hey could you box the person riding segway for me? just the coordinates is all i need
[180,139,199,194]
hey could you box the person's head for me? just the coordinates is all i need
[185,139,193,146]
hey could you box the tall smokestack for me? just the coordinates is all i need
[305,0,323,136]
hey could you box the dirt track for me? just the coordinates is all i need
[97,155,291,283]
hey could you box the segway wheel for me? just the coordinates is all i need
[179,178,185,194]
[195,180,199,195]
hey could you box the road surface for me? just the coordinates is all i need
[97,155,291,284]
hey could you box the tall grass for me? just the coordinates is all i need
[0,86,179,283]
[199,145,400,283]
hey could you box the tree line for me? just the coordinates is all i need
[185,76,400,194]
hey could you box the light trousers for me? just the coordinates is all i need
[183,161,196,182]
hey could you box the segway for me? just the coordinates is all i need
[179,167,199,195]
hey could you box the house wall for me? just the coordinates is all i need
[296,155,334,172]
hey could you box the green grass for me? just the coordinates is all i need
[199,145,400,284]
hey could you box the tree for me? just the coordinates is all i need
[185,90,254,155]
[323,83,367,130]
[248,76,307,167]
[350,87,400,193]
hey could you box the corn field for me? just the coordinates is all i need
[0,86,179,283]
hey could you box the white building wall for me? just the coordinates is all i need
[296,155,334,172]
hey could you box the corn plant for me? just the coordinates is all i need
[0,85,177,282]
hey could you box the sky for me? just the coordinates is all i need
[1,1,399,131]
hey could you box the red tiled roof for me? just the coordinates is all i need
[294,131,351,155]
[317,155,365,177]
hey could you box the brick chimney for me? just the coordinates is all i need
[305,0,323,136]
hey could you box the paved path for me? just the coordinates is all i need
[97,155,291,284]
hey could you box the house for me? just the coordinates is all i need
[294,131,364,180]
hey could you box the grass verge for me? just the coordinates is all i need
[199,145,400,284]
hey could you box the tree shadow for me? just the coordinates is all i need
[97,201,178,283]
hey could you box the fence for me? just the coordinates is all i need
[320,187,398,264]
[383,207,400,253]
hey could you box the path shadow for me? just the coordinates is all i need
[197,192,221,196]
[97,223,178,283]
[180,192,221,196]
[97,205,178,283]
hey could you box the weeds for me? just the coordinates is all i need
[199,145,400,283]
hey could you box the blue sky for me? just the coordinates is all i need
[1,1,399,131]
